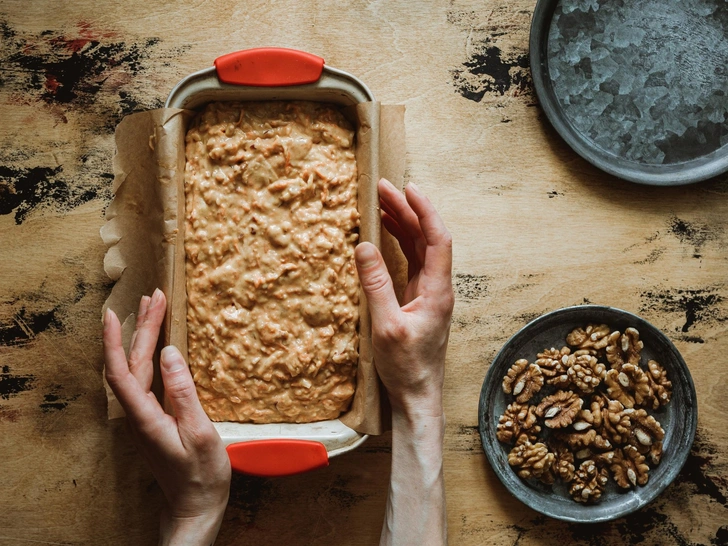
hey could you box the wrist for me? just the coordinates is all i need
[159,508,226,546]
[388,385,444,422]
[391,405,445,442]
[391,404,445,474]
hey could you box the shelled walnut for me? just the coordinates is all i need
[536,347,570,378]
[536,391,583,428]
[567,352,606,393]
[548,439,576,482]
[605,363,654,409]
[502,359,544,403]
[555,428,612,452]
[627,409,665,450]
[507,438,555,480]
[569,460,609,503]
[496,402,541,444]
[496,320,673,504]
[605,328,643,370]
[611,446,650,488]
[646,360,672,408]
[647,441,663,466]
[600,399,632,445]
[566,324,611,351]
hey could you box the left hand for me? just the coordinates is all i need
[103,289,231,545]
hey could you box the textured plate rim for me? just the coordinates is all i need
[478,305,698,523]
[529,0,728,186]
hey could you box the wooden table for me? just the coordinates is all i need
[1,1,727,544]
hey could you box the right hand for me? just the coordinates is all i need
[354,178,454,416]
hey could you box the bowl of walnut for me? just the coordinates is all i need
[478,305,697,522]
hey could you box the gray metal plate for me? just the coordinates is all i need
[478,305,697,522]
[530,0,728,185]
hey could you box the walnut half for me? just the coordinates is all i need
[566,324,611,351]
[570,460,609,503]
[536,390,583,428]
[496,402,541,444]
[502,359,544,403]
[610,446,650,488]
[567,352,606,394]
[507,439,555,480]
[645,360,672,408]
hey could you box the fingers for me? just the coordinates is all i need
[382,211,420,277]
[103,308,130,383]
[128,289,167,388]
[403,183,453,283]
[103,308,164,426]
[160,345,211,443]
[355,242,402,327]
[379,178,424,243]
[128,295,152,351]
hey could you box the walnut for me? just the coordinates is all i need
[605,328,643,370]
[645,360,672,408]
[502,359,544,403]
[610,446,650,488]
[507,439,555,480]
[601,399,632,445]
[566,324,611,351]
[536,391,583,428]
[605,364,653,409]
[605,363,646,409]
[539,466,557,485]
[546,370,573,389]
[567,353,606,394]
[569,460,609,503]
[548,439,576,482]
[647,441,663,466]
[555,428,612,452]
[536,347,570,378]
[627,409,665,449]
[571,395,606,432]
[593,450,616,468]
[496,402,542,444]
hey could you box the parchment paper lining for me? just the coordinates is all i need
[101,103,405,436]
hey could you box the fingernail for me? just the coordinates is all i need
[406,182,420,195]
[161,346,185,373]
[356,243,379,269]
[151,288,162,305]
[103,307,113,327]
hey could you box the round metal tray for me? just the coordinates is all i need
[530,0,728,185]
[479,305,697,522]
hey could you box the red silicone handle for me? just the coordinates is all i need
[214,48,325,87]
[226,439,329,476]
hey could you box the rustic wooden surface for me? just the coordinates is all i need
[1,1,727,545]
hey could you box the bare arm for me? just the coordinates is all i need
[355,178,453,546]
[103,290,231,545]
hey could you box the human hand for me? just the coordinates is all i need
[103,289,231,546]
[356,179,452,545]
[354,178,454,417]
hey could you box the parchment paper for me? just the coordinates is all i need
[101,103,405,435]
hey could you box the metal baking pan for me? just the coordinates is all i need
[166,48,374,476]
[530,0,728,185]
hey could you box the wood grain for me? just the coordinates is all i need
[1,1,726,544]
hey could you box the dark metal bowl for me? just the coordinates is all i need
[530,0,728,185]
[478,305,697,522]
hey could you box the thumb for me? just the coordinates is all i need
[355,242,401,325]
[160,345,208,426]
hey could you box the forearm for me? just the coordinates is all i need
[159,509,226,546]
[381,406,447,546]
